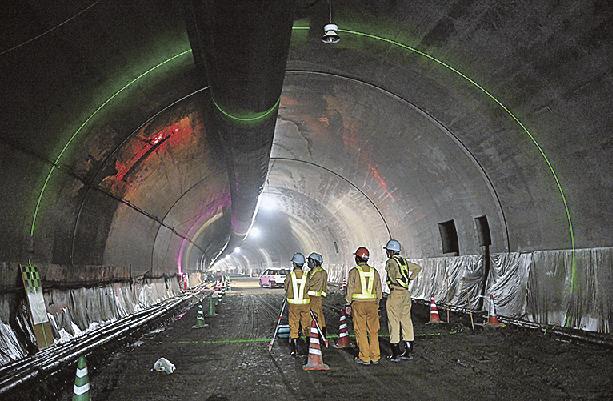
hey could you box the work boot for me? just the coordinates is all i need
[354,358,370,366]
[387,343,402,363]
[400,341,414,360]
[290,339,297,356]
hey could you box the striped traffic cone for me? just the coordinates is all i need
[341,277,347,293]
[72,355,90,401]
[303,319,330,371]
[334,307,352,348]
[217,291,223,303]
[193,304,207,329]
[485,294,505,328]
[428,296,444,324]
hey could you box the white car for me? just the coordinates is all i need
[259,268,289,288]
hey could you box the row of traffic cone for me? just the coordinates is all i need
[194,292,222,329]
[428,294,504,327]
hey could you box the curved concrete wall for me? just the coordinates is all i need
[0,1,610,308]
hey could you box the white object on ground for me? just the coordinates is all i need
[153,358,175,374]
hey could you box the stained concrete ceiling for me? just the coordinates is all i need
[1,0,611,277]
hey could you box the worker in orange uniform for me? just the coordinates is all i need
[345,247,382,365]
[306,252,328,342]
[384,239,422,362]
[285,252,311,356]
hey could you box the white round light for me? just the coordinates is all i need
[249,227,261,238]
[259,194,278,211]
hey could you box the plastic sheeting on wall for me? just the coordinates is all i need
[527,248,612,333]
[488,252,532,318]
[408,255,483,310]
[405,247,612,334]
[0,278,182,367]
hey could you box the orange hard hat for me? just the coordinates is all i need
[354,246,370,260]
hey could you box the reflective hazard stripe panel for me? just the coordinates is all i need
[391,256,410,288]
[307,290,327,297]
[74,383,90,396]
[288,271,310,304]
[352,265,376,300]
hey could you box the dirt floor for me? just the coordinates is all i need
[60,278,613,401]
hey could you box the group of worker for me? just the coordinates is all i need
[284,252,328,356]
[284,239,422,365]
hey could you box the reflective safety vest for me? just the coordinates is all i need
[287,271,310,304]
[352,265,376,300]
[387,256,411,289]
[307,267,327,297]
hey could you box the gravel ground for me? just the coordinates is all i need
[55,278,612,401]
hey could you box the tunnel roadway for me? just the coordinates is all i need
[55,277,612,401]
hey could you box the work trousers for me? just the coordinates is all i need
[351,301,380,363]
[386,289,414,343]
[288,303,311,339]
[309,296,326,329]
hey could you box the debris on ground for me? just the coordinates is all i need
[152,358,175,374]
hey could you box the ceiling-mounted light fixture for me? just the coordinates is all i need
[321,1,340,44]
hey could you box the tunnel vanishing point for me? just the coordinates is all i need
[0,0,612,388]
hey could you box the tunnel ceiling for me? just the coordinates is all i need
[1,1,611,276]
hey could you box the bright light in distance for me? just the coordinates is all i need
[233,247,241,254]
[248,227,261,239]
[259,194,278,212]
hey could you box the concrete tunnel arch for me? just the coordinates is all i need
[0,1,611,353]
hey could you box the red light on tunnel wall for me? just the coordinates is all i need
[112,121,186,183]
[369,162,395,201]
[150,132,165,145]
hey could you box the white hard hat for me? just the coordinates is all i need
[384,239,401,253]
[291,253,306,265]
[307,252,323,265]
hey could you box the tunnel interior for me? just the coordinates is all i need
[1,0,612,366]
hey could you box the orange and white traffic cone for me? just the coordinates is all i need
[485,294,505,328]
[341,277,347,294]
[428,296,444,324]
[303,319,330,371]
[334,308,352,348]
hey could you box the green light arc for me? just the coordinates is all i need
[29,49,193,237]
[212,97,281,123]
[30,26,575,290]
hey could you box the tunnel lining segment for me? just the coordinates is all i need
[285,69,511,253]
[30,49,193,238]
[292,25,575,283]
[269,157,392,238]
[69,87,210,265]
[0,0,102,57]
